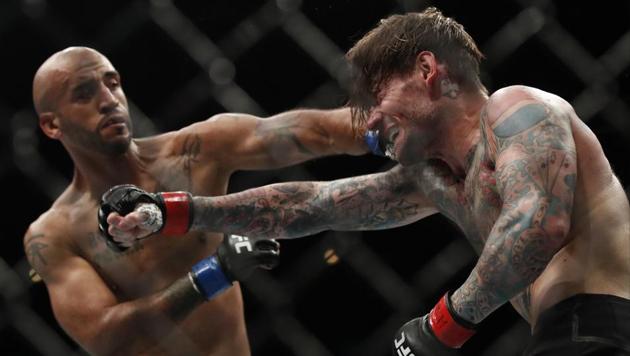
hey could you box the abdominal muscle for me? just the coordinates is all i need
[527,178,630,329]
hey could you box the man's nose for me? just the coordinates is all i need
[98,84,120,114]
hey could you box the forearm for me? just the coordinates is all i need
[248,107,366,170]
[191,168,430,239]
[450,197,569,323]
[191,181,331,239]
[267,107,366,156]
[89,276,204,354]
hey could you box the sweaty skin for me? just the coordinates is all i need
[129,85,630,331]
[24,47,366,355]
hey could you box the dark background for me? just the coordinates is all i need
[2,0,629,355]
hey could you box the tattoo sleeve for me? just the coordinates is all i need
[191,164,434,238]
[450,102,577,323]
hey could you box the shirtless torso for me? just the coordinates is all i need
[25,46,364,356]
[424,86,630,328]
[27,137,245,355]
[26,107,366,355]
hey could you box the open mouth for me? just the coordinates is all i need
[385,143,396,159]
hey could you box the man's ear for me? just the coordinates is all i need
[416,51,441,99]
[39,112,62,139]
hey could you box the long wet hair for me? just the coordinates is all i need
[346,7,485,130]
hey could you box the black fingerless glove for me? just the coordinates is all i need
[97,184,192,251]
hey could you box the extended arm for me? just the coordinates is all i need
[24,230,202,355]
[104,164,438,245]
[176,107,367,172]
[191,164,437,238]
[450,100,576,323]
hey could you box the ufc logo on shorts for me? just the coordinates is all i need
[230,235,252,253]
[394,332,415,356]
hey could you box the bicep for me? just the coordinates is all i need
[493,101,576,240]
[184,109,361,171]
[26,237,117,347]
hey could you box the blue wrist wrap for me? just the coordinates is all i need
[190,255,232,300]
[364,130,385,156]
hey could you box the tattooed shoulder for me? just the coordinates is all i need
[493,103,548,139]
[24,232,50,270]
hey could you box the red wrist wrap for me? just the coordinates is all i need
[428,293,476,348]
[160,192,192,235]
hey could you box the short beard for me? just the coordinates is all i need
[102,136,132,156]
[61,120,132,156]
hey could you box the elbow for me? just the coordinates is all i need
[544,216,571,250]
[81,320,126,356]
[87,341,142,356]
[85,340,126,356]
[82,307,149,356]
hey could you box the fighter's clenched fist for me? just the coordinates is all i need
[98,184,281,300]
[98,184,192,250]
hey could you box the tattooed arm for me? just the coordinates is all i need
[450,98,577,324]
[24,219,205,355]
[189,164,438,238]
[176,107,366,172]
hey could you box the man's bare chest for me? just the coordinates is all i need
[421,149,502,251]
[463,159,502,244]
[76,205,219,299]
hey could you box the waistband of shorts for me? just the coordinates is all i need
[534,293,630,334]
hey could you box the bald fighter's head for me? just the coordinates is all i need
[33,47,132,155]
[34,47,109,114]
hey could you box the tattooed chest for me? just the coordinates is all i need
[421,158,503,251]
[462,160,503,250]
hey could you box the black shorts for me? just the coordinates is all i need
[523,294,630,356]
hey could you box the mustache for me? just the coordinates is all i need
[99,112,129,130]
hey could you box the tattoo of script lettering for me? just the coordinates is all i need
[451,102,576,323]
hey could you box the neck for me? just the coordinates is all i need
[67,141,145,197]
[431,89,487,177]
